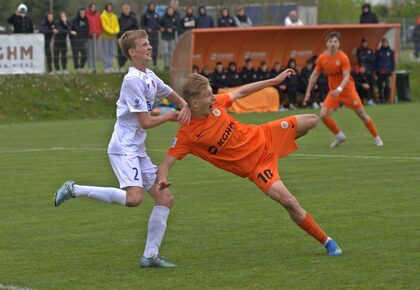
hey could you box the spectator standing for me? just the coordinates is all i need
[53,11,70,74]
[141,2,161,69]
[7,3,33,33]
[240,58,257,84]
[375,38,395,104]
[210,62,227,93]
[217,8,236,28]
[117,4,138,72]
[180,5,196,34]
[284,10,303,26]
[70,8,90,72]
[354,63,375,106]
[197,5,214,28]
[284,58,299,109]
[170,0,181,27]
[161,6,178,71]
[40,12,57,74]
[234,6,252,27]
[356,37,375,74]
[101,3,120,73]
[360,3,378,24]
[411,16,420,61]
[226,61,241,87]
[86,3,102,73]
[300,59,319,108]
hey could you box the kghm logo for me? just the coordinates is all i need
[207,121,235,155]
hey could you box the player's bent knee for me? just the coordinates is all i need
[155,191,175,208]
[307,114,319,128]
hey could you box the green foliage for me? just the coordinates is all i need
[318,0,361,24]
[0,104,419,289]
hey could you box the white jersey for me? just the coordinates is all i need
[107,67,173,156]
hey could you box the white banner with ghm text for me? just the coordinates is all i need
[0,33,45,74]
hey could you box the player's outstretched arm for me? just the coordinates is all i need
[157,154,178,190]
[304,70,320,105]
[229,68,295,101]
[137,111,178,129]
[165,91,191,125]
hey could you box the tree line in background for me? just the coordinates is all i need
[0,0,419,31]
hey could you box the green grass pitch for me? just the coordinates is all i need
[0,103,419,289]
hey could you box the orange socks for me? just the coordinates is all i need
[364,118,379,137]
[298,213,328,244]
[322,117,340,134]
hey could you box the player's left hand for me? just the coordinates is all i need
[177,105,191,125]
[331,89,340,97]
[275,68,295,84]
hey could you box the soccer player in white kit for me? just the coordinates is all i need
[54,29,191,268]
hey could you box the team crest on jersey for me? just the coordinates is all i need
[353,100,358,106]
[134,99,141,109]
[213,109,221,117]
[171,137,177,148]
[336,60,341,66]
[281,121,289,129]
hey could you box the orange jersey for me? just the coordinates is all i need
[168,94,269,178]
[315,50,357,94]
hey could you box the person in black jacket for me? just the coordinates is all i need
[356,37,375,74]
[354,63,375,106]
[140,2,161,68]
[256,61,271,81]
[240,58,257,84]
[40,12,57,74]
[210,62,227,93]
[360,3,378,24]
[225,61,241,87]
[54,11,70,74]
[7,3,33,33]
[117,4,138,71]
[197,5,214,28]
[161,6,178,71]
[70,8,89,71]
[284,58,299,109]
[200,64,212,81]
[180,6,196,34]
[375,38,395,104]
[412,16,420,61]
[217,8,236,28]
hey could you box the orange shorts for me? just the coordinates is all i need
[323,91,363,111]
[248,116,298,192]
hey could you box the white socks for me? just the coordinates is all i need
[73,185,127,206]
[143,206,171,258]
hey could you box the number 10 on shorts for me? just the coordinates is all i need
[257,169,273,184]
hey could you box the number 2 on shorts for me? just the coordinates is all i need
[132,167,139,181]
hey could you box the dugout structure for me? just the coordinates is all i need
[171,24,400,103]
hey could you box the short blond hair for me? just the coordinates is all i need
[119,29,148,60]
[182,73,210,105]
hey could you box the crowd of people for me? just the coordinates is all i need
[193,35,395,108]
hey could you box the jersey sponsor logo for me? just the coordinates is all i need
[212,109,221,117]
[281,121,289,129]
[207,121,235,155]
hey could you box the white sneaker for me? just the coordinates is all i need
[289,104,297,110]
[368,99,375,106]
[312,102,320,109]
[62,69,69,75]
[330,132,346,148]
[374,136,384,146]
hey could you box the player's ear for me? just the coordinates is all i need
[128,48,135,57]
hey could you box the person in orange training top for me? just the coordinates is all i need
[158,71,343,256]
[304,31,383,148]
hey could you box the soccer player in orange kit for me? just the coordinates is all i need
[304,31,383,148]
[158,70,343,256]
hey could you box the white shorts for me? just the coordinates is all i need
[108,154,157,191]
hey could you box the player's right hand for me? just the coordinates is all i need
[166,111,179,122]
[303,93,310,106]
[158,180,172,191]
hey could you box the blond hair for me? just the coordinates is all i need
[119,29,148,60]
[182,73,210,105]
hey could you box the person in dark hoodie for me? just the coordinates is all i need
[70,8,90,71]
[375,38,395,104]
[180,5,196,34]
[217,7,236,27]
[7,3,33,33]
[226,61,241,87]
[40,12,58,74]
[240,58,257,84]
[411,16,420,61]
[284,58,300,109]
[161,6,178,71]
[196,5,214,28]
[360,3,378,24]
[54,11,71,74]
[356,37,375,74]
[117,4,138,72]
[140,2,161,69]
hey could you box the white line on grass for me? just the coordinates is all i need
[0,147,419,161]
[0,284,34,290]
